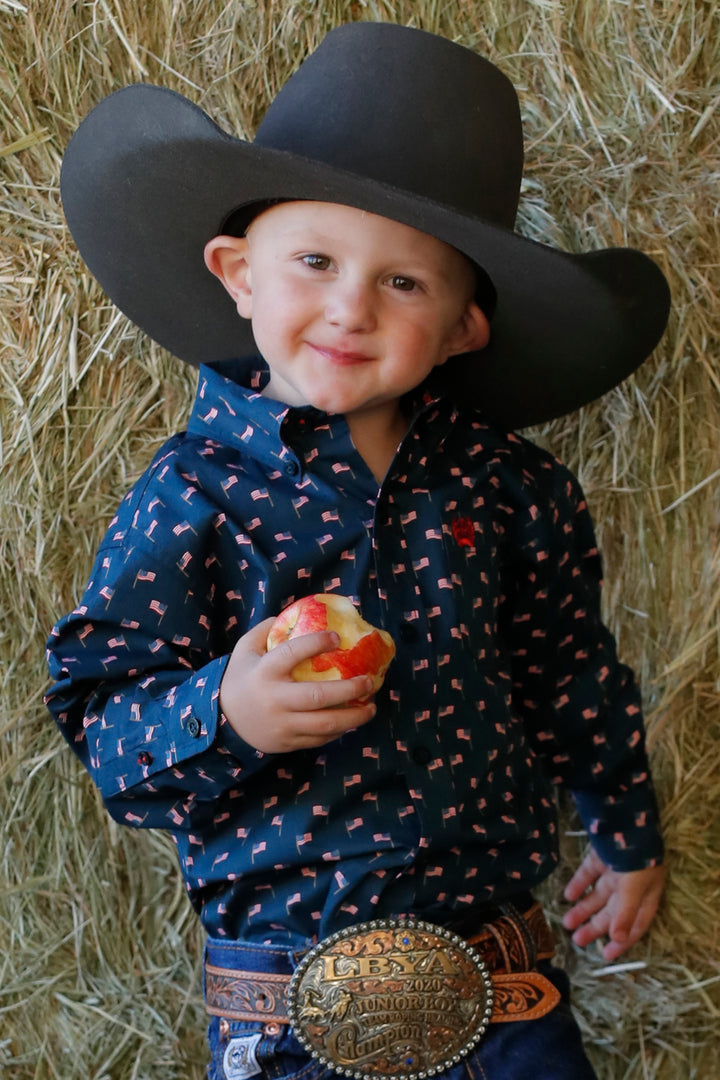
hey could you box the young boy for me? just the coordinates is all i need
[47,22,668,1080]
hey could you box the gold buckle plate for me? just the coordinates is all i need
[287,919,494,1080]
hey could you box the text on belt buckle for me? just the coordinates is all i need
[287,918,494,1080]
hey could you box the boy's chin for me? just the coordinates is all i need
[306,394,374,417]
[286,388,363,415]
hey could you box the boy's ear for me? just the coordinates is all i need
[443,300,490,361]
[204,235,253,318]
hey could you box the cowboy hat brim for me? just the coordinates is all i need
[60,82,670,429]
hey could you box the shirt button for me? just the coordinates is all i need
[283,460,300,476]
[398,621,419,643]
[411,745,432,766]
[137,751,153,767]
[185,715,201,738]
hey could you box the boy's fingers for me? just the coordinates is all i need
[262,628,341,672]
[604,904,649,958]
[570,908,611,948]
[609,882,661,946]
[293,674,375,711]
[602,939,629,962]
[603,887,662,960]
[608,903,636,943]
[286,701,377,747]
[565,866,665,958]
[562,888,607,933]
[563,872,608,930]
[563,850,602,902]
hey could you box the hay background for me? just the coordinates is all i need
[1,0,718,1076]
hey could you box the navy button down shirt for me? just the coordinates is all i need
[46,358,663,946]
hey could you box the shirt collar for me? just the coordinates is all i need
[187,356,313,470]
[186,355,461,467]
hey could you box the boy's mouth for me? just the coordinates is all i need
[309,343,374,365]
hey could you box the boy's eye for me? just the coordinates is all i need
[389,275,417,292]
[302,254,331,271]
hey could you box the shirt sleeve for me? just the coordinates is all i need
[507,458,664,872]
[45,461,271,834]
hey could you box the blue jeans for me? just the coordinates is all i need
[205,938,597,1080]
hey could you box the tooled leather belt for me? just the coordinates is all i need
[205,902,561,1080]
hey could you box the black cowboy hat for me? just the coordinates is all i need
[60,21,670,429]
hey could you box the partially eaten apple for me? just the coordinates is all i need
[266,594,395,701]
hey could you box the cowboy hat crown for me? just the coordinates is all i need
[252,22,523,229]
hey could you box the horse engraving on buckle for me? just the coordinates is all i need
[286,919,494,1080]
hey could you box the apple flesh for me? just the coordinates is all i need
[266,594,395,700]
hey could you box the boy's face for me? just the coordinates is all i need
[205,201,489,420]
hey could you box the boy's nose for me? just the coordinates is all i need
[324,279,377,332]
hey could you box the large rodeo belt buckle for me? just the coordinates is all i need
[287,918,494,1080]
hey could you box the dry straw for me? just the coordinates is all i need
[1,0,719,1076]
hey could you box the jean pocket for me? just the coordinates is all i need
[207,1015,330,1080]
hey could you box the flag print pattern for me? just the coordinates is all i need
[46,359,663,946]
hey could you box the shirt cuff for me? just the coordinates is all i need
[215,708,273,767]
[572,784,665,871]
[95,655,271,794]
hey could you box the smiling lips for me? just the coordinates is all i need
[309,343,374,365]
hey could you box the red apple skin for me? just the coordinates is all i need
[266,594,395,700]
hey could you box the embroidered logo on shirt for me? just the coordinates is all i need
[223,1033,262,1080]
[452,515,475,548]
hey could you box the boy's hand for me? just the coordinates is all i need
[219,617,378,753]
[562,848,665,962]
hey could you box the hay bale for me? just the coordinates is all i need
[1,2,718,1076]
